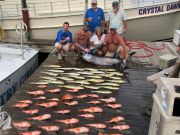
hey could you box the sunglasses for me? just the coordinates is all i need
[110,28,116,31]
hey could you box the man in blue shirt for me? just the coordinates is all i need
[84,0,105,33]
[54,22,73,59]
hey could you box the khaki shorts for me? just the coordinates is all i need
[105,46,121,57]
[55,43,70,51]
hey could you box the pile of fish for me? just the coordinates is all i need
[11,64,130,135]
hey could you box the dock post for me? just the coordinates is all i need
[21,0,30,40]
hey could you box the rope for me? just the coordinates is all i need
[0,106,12,130]
[127,41,165,58]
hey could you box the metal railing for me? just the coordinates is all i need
[0,0,177,19]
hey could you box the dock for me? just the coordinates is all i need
[1,40,179,135]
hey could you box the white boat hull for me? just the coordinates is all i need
[2,1,180,41]
[0,45,38,105]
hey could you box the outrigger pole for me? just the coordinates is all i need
[21,0,30,40]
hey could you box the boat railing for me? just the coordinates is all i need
[0,0,178,19]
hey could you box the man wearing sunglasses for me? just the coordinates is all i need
[106,0,127,37]
[103,25,128,63]
[84,0,105,33]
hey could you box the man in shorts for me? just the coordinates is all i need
[54,22,73,59]
[71,22,92,59]
[103,25,128,63]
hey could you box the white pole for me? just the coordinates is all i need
[20,23,24,60]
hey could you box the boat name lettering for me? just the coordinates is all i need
[139,2,180,15]
[20,67,33,85]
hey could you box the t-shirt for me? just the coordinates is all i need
[84,8,105,33]
[106,9,127,34]
[54,29,73,45]
[90,34,106,46]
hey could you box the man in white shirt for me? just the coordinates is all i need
[106,0,127,37]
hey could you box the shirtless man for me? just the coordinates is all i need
[71,22,92,59]
[103,25,128,61]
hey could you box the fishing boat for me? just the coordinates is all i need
[0,44,38,106]
[0,0,179,41]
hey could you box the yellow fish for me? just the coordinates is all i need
[57,77,74,81]
[63,73,80,76]
[87,79,105,83]
[40,71,58,76]
[70,80,90,85]
[43,65,61,68]
[83,85,100,89]
[47,69,64,73]
[97,83,119,87]
[69,76,85,80]
[86,75,102,79]
[109,76,123,80]
[50,80,64,84]
[77,72,93,75]
[92,91,112,94]
[107,80,125,84]
[101,86,119,90]
[40,76,57,81]
[62,85,84,90]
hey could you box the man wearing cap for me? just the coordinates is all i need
[84,0,105,33]
[106,0,127,37]
[54,22,73,59]
[103,25,128,62]
[71,22,92,59]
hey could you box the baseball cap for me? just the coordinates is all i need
[112,0,119,5]
[110,24,117,29]
[91,0,97,3]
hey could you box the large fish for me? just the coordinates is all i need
[82,53,121,66]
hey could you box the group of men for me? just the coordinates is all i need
[54,0,128,62]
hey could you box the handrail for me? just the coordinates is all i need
[15,22,27,60]
[0,0,178,19]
